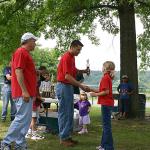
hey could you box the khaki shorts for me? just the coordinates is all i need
[32,110,39,118]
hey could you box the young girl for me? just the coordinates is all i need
[90,61,115,150]
[74,91,91,134]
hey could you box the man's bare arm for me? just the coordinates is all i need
[15,68,30,102]
[65,74,90,92]
[6,74,11,80]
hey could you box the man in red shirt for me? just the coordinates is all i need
[1,32,37,150]
[56,40,90,147]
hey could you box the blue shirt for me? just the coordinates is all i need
[118,83,133,100]
[3,66,11,85]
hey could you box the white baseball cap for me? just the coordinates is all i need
[21,32,38,43]
[122,75,128,79]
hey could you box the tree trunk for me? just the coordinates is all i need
[118,2,140,118]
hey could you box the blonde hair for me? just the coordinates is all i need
[102,61,115,73]
[80,91,88,100]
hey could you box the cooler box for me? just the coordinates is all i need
[73,109,81,132]
[39,111,59,134]
[39,110,81,134]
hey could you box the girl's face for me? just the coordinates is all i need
[80,94,87,100]
[110,70,115,80]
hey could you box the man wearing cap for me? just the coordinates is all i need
[1,32,37,150]
[56,40,90,147]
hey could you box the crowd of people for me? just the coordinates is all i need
[0,32,134,150]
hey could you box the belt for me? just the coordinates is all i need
[57,81,71,85]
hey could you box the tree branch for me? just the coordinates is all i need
[136,0,150,8]
[89,4,118,10]
[11,0,29,16]
[0,0,9,4]
[0,0,30,25]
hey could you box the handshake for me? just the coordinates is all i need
[79,84,91,92]
[79,84,99,97]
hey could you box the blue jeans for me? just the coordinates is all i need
[101,105,114,150]
[1,84,16,120]
[56,82,74,140]
[120,99,129,113]
[1,97,33,149]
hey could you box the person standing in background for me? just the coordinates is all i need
[73,72,84,97]
[38,66,47,83]
[74,91,91,134]
[1,61,16,122]
[1,32,37,150]
[117,75,134,119]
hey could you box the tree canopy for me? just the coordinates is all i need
[1,0,150,118]
[32,47,62,81]
[0,0,47,63]
[0,0,150,67]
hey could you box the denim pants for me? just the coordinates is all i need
[1,97,33,149]
[1,84,16,120]
[56,82,74,140]
[101,105,114,150]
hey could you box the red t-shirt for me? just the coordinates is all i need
[97,73,114,106]
[11,47,37,98]
[57,51,77,84]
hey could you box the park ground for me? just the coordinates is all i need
[0,100,150,150]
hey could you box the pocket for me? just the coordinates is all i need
[56,84,63,100]
[1,86,5,93]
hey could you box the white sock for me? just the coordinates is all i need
[32,130,37,135]
[28,128,32,134]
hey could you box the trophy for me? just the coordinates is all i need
[86,59,90,76]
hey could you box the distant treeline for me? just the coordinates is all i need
[83,71,150,91]
[0,71,150,90]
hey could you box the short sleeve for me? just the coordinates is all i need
[117,84,120,91]
[63,55,76,76]
[87,101,91,107]
[74,101,79,110]
[101,77,110,91]
[13,51,26,70]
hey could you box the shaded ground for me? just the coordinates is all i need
[0,101,150,150]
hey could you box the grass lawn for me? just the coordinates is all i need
[0,101,150,150]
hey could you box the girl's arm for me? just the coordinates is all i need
[117,85,120,93]
[88,106,91,113]
[90,87,99,93]
[90,89,109,97]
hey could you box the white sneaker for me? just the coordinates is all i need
[31,133,44,140]
[25,133,32,139]
[84,129,88,133]
[96,145,105,150]
[78,129,86,134]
